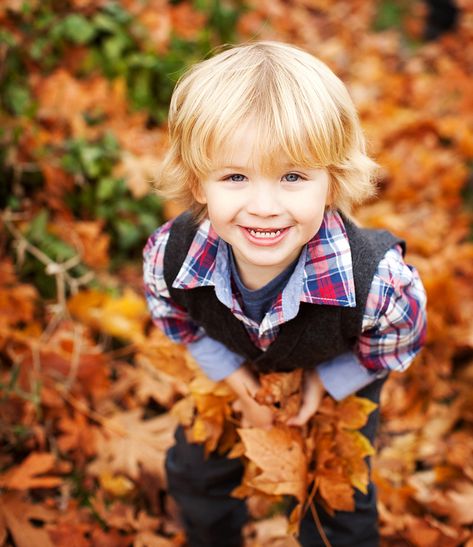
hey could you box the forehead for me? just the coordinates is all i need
[207,118,315,174]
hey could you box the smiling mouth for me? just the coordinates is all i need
[245,227,288,239]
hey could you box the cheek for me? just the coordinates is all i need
[206,198,234,225]
[289,191,327,220]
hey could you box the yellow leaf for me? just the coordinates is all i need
[99,472,135,497]
[68,288,148,343]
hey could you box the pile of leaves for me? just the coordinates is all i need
[1,0,473,546]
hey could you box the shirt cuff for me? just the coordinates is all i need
[317,352,388,401]
[187,336,246,381]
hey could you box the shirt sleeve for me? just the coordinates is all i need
[143,222,245,380]
[143,221,205,344]
[317,352,388,401]
[356,244,427,372]
[317,245,427,401]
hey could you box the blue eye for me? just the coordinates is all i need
[283,173,302,182]
[226,174,246,182]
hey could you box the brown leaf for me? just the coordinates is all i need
[255,370,302,423]
[0,283,38,330]
[431,481,473,525]
[0,492,57,547]
[56,411,98,458]
[237,426,307,502]
[135,327,194,384]
[87,410,177,481]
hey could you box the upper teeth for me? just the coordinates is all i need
[249,229,281,238]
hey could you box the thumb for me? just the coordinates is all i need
[286,403,313,426]
[232,399,242,413]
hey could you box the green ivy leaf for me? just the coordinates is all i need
[4,83,32,116]
[61,14,96,44]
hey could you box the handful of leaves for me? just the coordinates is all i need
[172,367,377,536]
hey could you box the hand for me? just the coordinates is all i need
[233,396,274,429]
[226,365,274,429]
[286,369,325,426]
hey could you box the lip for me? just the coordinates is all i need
[239,226,290,246]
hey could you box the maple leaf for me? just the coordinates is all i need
[135,327,195,384]
[56,410,98,458]
[317,475,354,512]
[255,370,302,424]
[0,491,57,547]
[236,426,308,503]
[336,395,378,430]
[0,452,64,490]
[87,409,177,482]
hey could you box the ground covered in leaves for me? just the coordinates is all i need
[1,0,473,546]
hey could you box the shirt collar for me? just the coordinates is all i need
[172,210,356,308]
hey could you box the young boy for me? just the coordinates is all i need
[143,41,426,547]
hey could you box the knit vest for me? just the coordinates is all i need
[163,212,404,373]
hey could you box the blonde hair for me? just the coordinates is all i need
[156,41,377,221]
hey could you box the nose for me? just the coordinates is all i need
[245,180,282,217]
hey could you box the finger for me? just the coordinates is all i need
[287,398,320,426]
[287,409,311,426]
[232,399,242,413]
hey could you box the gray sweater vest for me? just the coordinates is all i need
[163,212,404,373]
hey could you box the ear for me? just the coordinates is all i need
[191,183,207,205]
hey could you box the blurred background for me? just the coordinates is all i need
[1,1,473,545]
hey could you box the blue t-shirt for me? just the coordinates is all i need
[229,249,298,324]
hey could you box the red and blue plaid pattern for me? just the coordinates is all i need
[143,210,426,372]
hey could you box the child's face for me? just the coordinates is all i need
[194,121,330,289]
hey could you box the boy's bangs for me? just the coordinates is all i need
[175,43,351,176]
[187,96,346,176]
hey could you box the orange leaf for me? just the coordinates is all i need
[238,426,308,502]
[0,453,63,490]
[0,492,56,547]
[255,370,302,423]
[87,410,176,481]
[67,288,148,343]
[318,475,354,512]
[337,395,378,430]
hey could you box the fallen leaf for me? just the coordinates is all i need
[0,491,57,547]
[87,410,177,482]
[0,453,63,490]
[237,426,307,503]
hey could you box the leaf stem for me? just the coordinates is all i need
[309,501,332,547]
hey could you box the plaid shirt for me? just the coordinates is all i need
[143,209,427,373]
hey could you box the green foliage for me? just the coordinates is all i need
[0,0,244,297]
[373,0,407,31]
[20,209,90,298]
[61,134,163,263]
